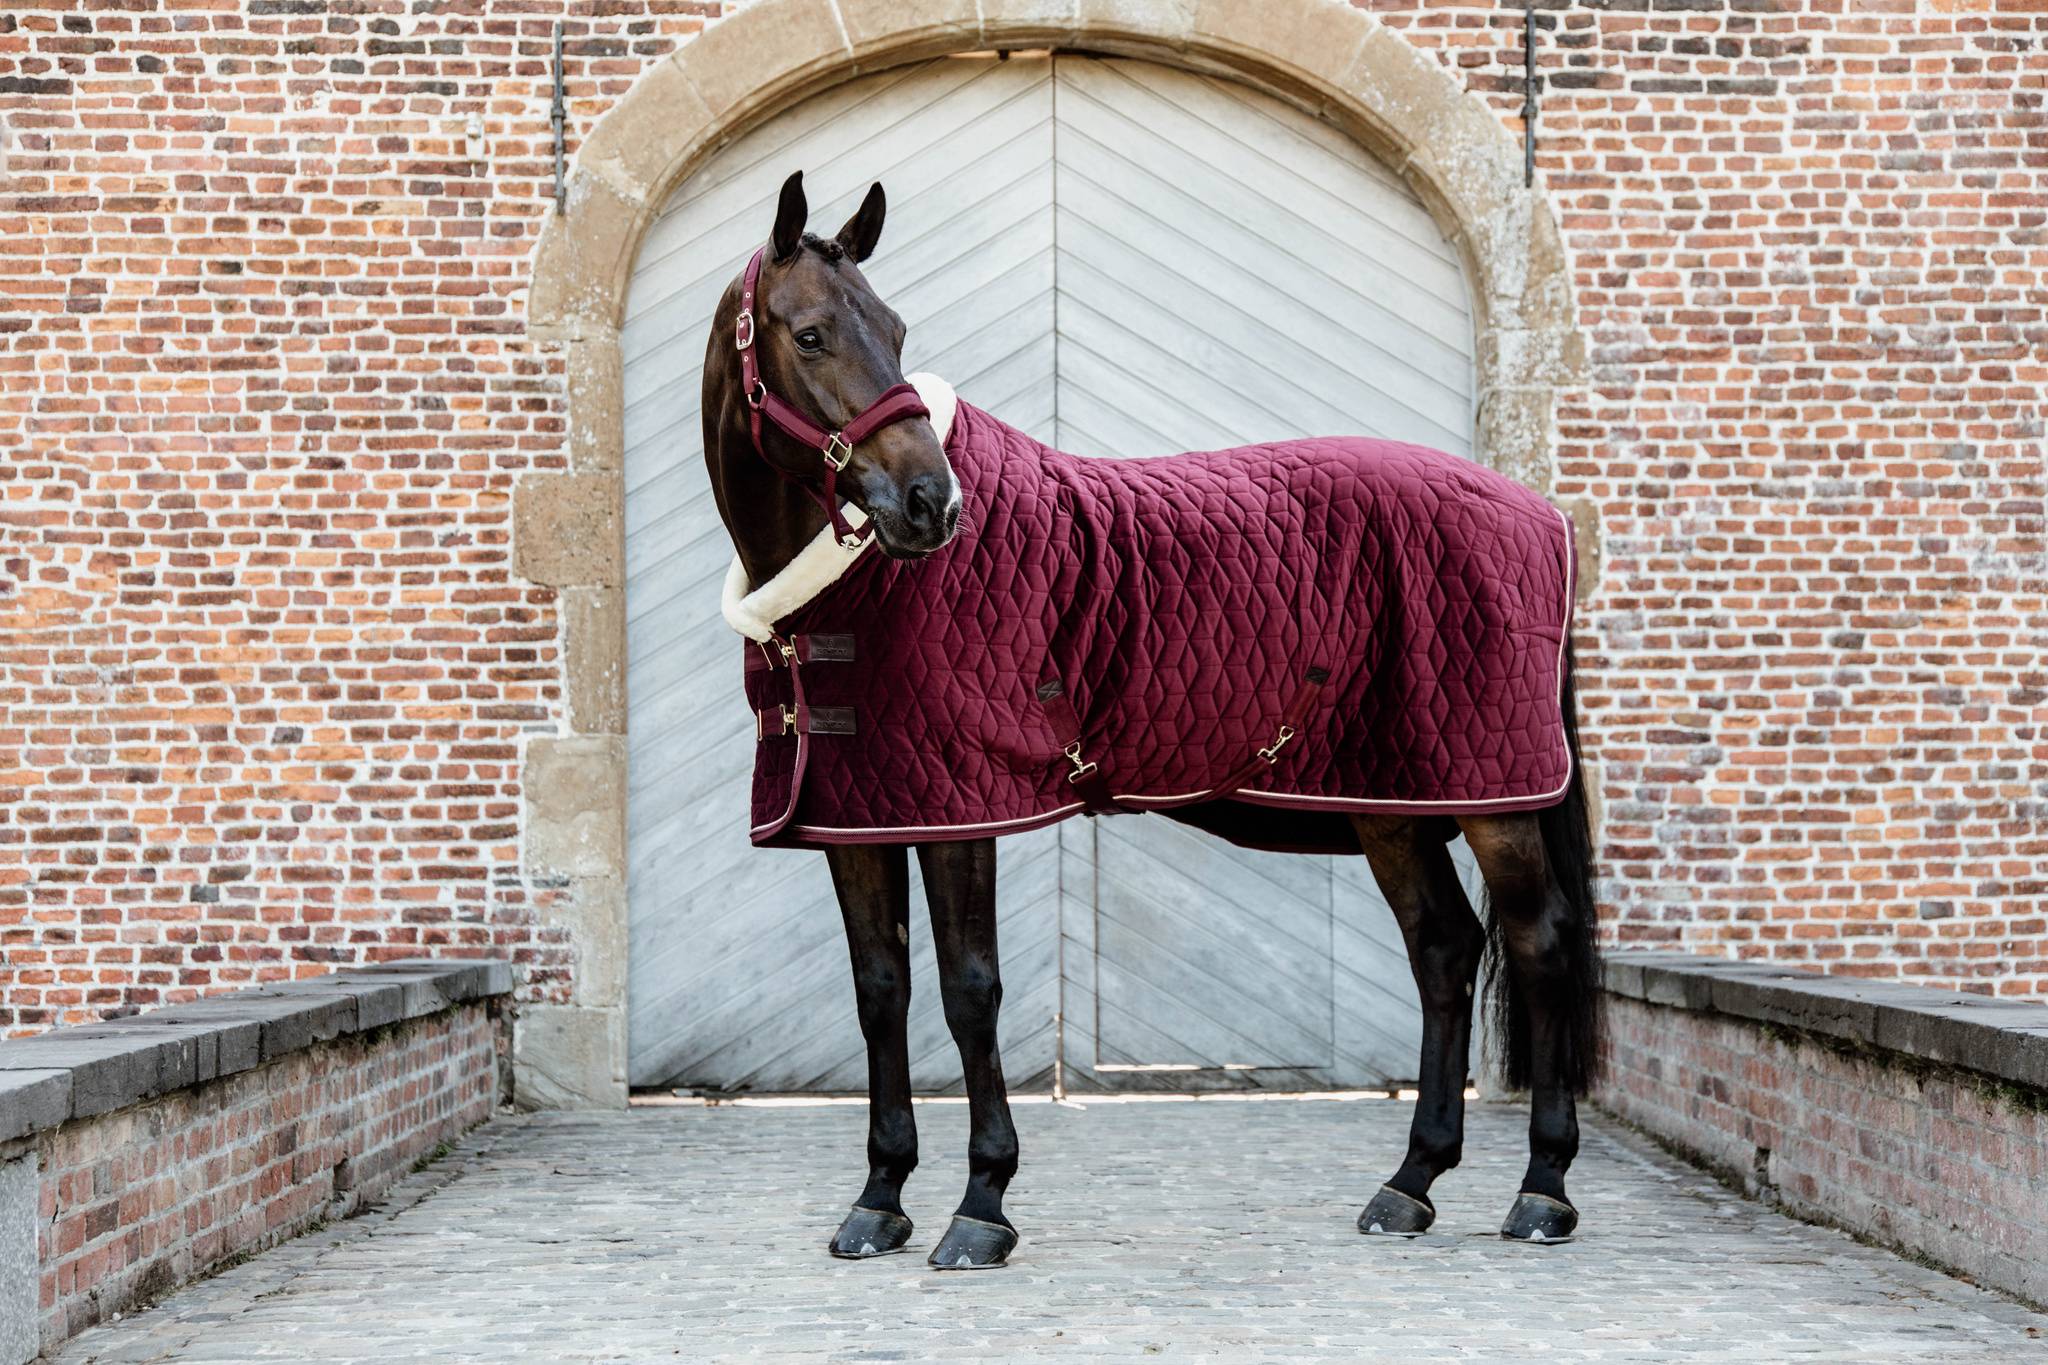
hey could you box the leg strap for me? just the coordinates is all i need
[1034,674,1121,813]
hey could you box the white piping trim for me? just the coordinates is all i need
[774,803,1088,841]
[720,372,958,643]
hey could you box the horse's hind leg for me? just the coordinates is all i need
[822,844,919,1259]
[1351,815,1486,1237]
[917,838,1020,1270]
[1461,812,1584,1244]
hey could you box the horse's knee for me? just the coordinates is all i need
[852,964,910,1038]
[1417,910,1486,979]
[942,956,1002,1036]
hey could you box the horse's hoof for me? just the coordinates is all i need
[1357,1184,1435,1237]
[927,1214,1017,1270]
[828,1205,914,1259]
[1500,1191,1578,1244]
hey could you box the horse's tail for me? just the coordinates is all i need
[1485,638,1603,1095]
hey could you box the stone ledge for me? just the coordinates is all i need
[0,961,514,1144]
[1601,951,2048,1092]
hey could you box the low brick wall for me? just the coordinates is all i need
[1598,953,2048,1308]
[0,961,513,1365]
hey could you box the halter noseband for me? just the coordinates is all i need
[734,244,932,551]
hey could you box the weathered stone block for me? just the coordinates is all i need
[526,736,628,880]
[574,57,711,206]
[101,1007,264,1077]
[527,172,645,332]
[1475,386,1554,491]
[677,0,851,130]
[0,1156,34,1365]
[1640,961,1716,1013]
[1708,971,1879,1046]
[362,959,515,1000]
[0,1029,198,1119]
[565,587,626,735]
[514,1005,627,1110]
[0,1070,69,1144]
[554,877,628,1011]
[839,0,978,66]
[1874,1000,2048,1090]
[1558,496,1602,602]
[515,472,623,588]
[1193,0,1370,96]
[566,336,625,474]
[145,989,358,1064]
[1077,0,1195,52]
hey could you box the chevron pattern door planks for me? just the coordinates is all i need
[620,53,1476,1093]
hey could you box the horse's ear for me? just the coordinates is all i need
[771,171,807,262]
[835,182,886,264]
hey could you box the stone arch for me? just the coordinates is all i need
[512,0,1586,1107]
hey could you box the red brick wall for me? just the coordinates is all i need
[1449,0,2047,990]
[3,0,2044,1031]
[1600,992,2048,1306]
[33,1000,504,1351]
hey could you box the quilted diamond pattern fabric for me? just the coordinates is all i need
[743,400,1575,854]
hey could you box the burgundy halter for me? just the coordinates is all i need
[734,244,932,550]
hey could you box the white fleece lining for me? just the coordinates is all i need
[720,372,957,642]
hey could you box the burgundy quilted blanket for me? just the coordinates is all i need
[726,376,1575,855]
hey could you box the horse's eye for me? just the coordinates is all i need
[794,328,823,353]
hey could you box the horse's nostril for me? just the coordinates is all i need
[906,473,948,530]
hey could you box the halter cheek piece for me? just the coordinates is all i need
[734,244,932,551]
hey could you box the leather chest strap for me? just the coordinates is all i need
[752,632,856,741]
[746,633,855,673]
[758,704,856,739]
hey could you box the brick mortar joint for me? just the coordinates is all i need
[1602,991,2048,1119]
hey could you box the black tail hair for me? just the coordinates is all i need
[1484,639,1603,1095]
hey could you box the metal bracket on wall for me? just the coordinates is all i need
[1523,3,1540,187]
[552,20,567,213]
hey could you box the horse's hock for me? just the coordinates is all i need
[517,0,1591,1113]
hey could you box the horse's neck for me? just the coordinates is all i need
[710,422,827,594]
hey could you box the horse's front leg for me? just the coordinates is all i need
[1351,815,1486,1237]
[917,838,1019,1269]
[823,844,918,1258]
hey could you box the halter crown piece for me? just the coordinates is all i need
[735,244,932,551]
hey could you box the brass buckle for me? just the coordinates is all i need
[1258,725,1297,763]
[839,529,869,552]
[757,704,796,740]
[821,432,853,471]
[1063,741,1098,785]
[734,310,754,351]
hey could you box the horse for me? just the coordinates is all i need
[697,171,1601,1269]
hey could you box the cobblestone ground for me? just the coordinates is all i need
[58,1098,2045,1362]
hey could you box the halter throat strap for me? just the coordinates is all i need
[735,245,931,550]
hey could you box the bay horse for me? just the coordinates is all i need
[698,172,1601,1269]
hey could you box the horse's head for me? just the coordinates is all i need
[718,171,960,561]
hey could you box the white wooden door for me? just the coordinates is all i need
[621,53,1477,1093]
